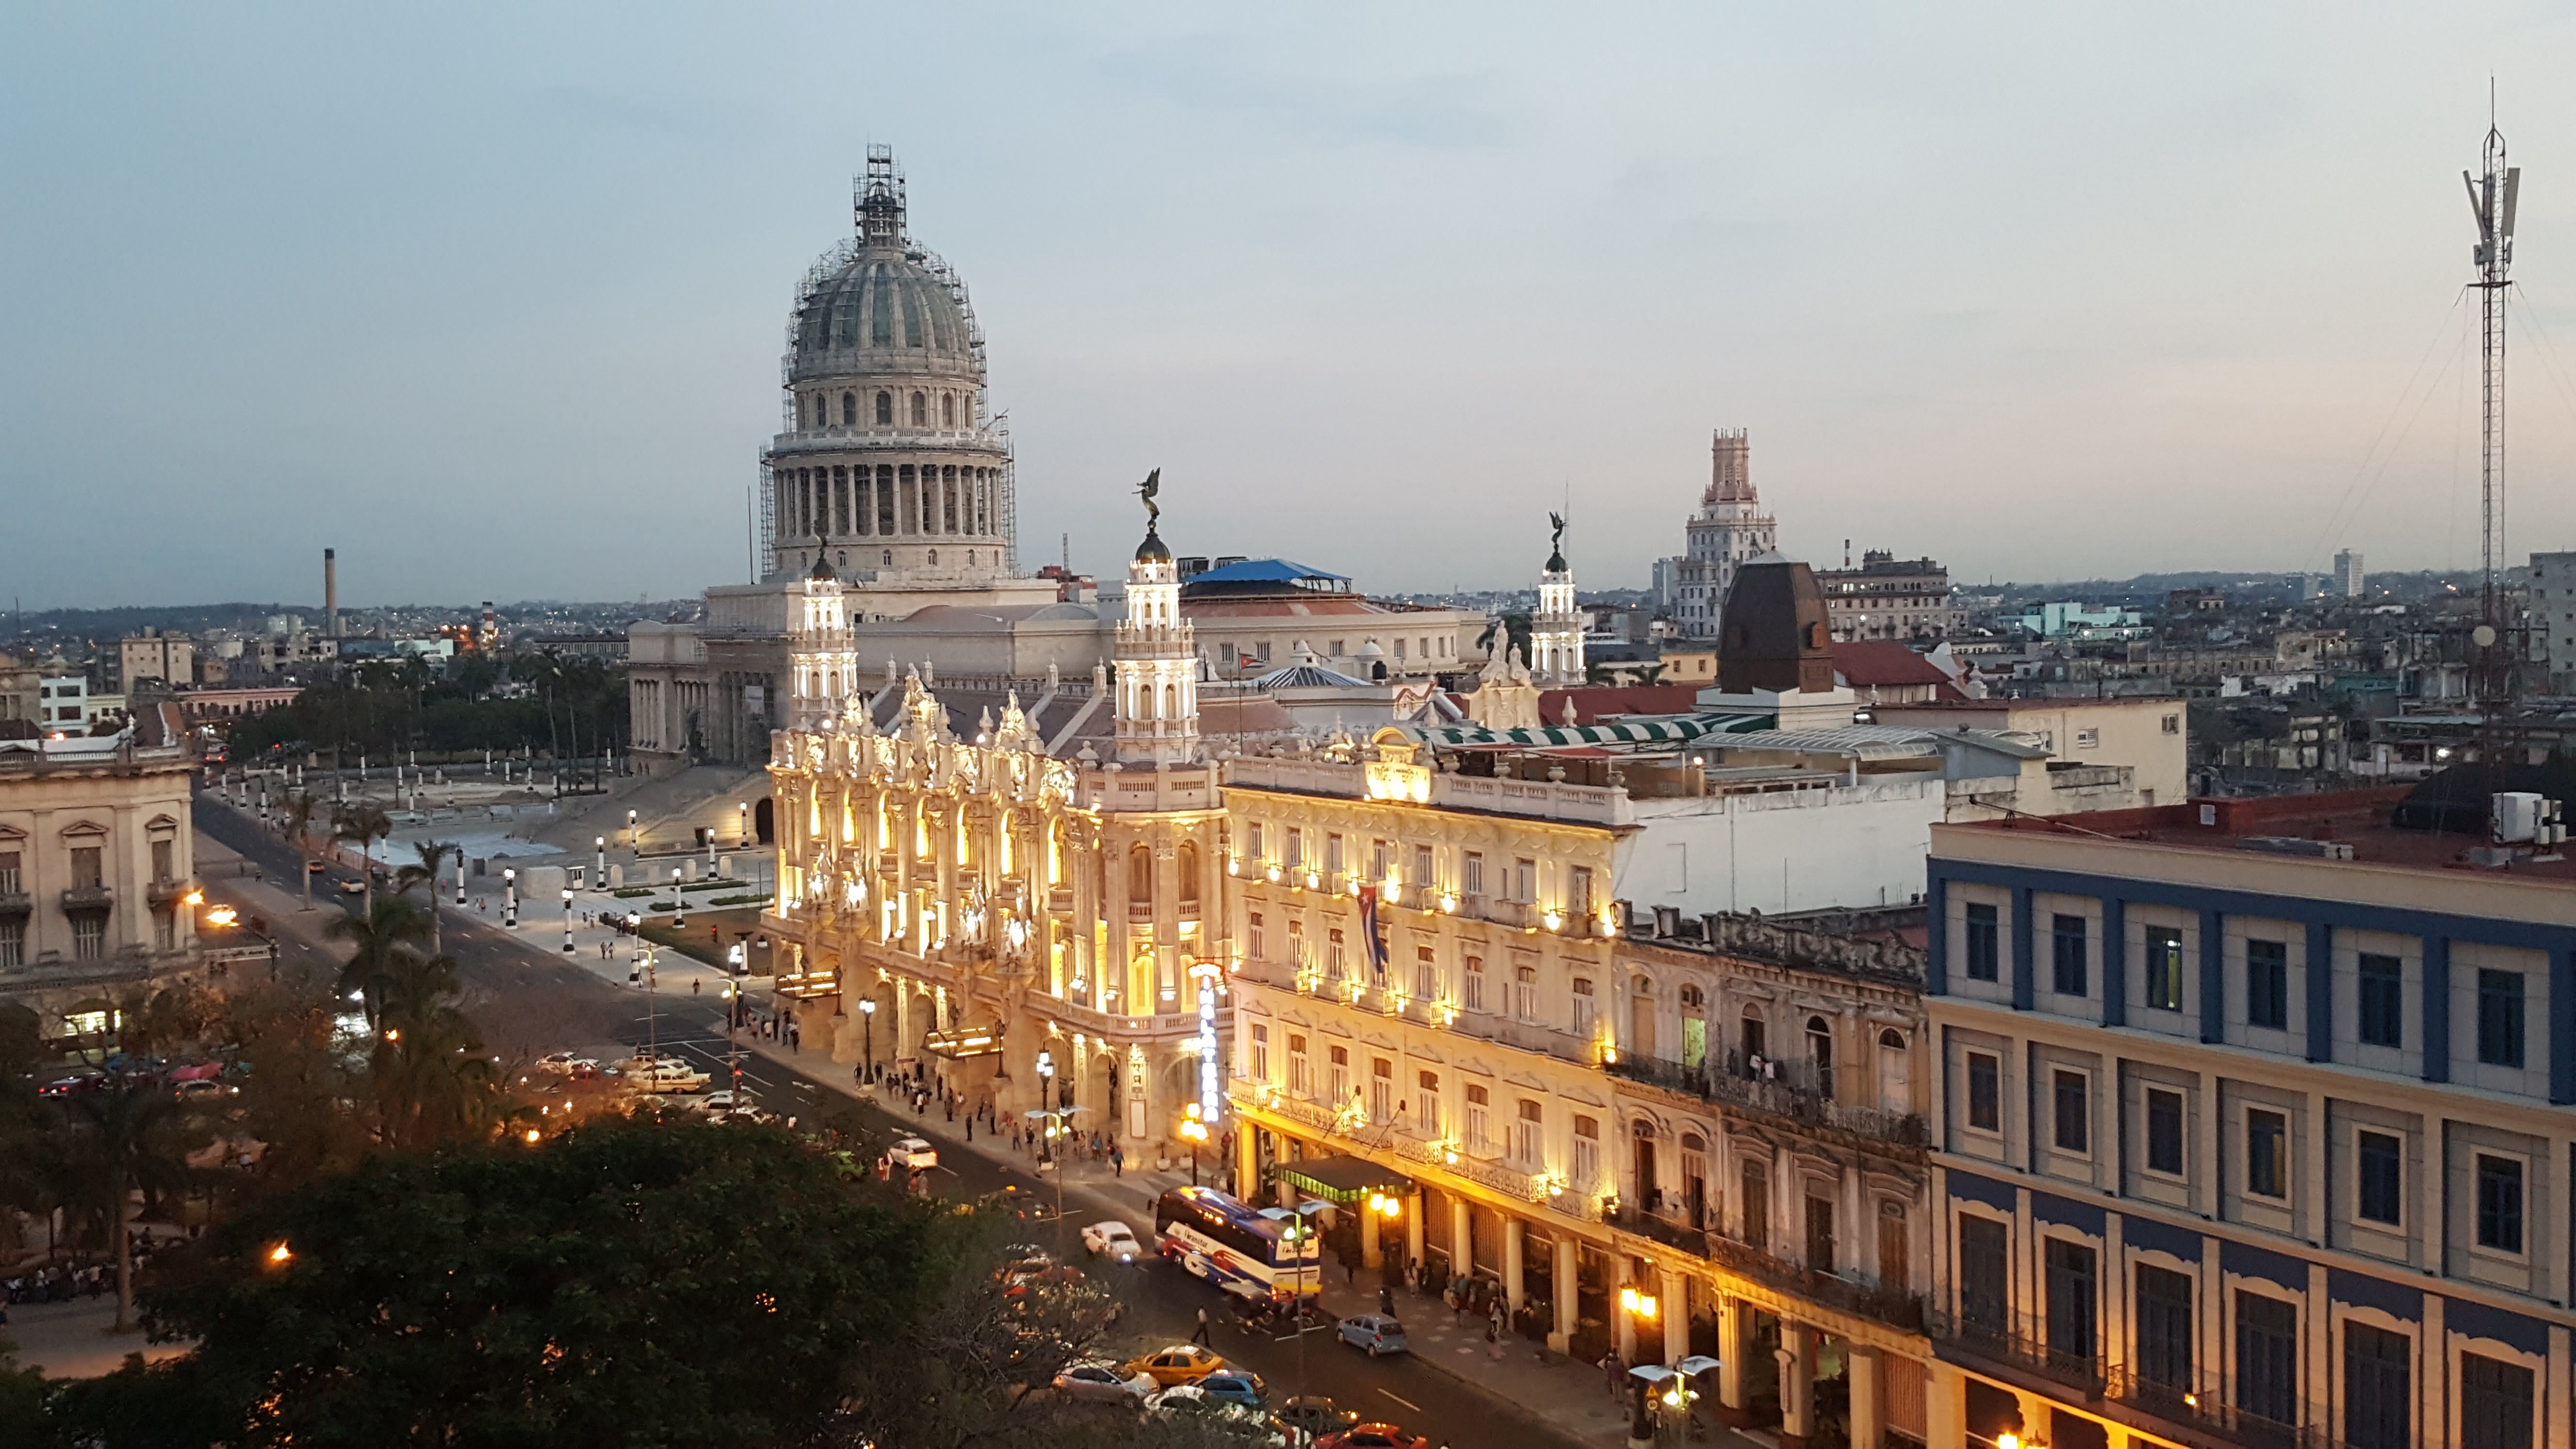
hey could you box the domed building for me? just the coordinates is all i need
[764,148,1019,587]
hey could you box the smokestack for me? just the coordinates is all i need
[324,548,338,638]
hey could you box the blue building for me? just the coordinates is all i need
[1922,790,2571,1449]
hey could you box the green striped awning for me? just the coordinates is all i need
[1419,713,1771,750]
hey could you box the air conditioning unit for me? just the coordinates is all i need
[2493,792,2552,845]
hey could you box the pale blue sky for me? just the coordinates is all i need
[6,3,2575,609]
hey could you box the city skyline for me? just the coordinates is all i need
[7,5,2576,607]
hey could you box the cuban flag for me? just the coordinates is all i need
[1357,885,1389,984]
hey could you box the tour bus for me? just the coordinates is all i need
[1153,1185,1322,1304]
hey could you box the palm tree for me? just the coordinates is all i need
[280,791,323,909]
[71,1079,199,1332]
[333,803,393,912]
[325,897,429,1027]
[395,838,454,955]
[370,952,498,1148]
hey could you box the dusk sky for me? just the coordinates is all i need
[7,4,2576,610]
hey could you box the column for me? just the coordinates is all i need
[1777,1322,1814,1449]
[1361,1195,1383,1271]
[894,986,912,1063]
[1659,1266,1688,1366]
[1551,1238,1578,1352]
[1405,1190,1426,1272]
[1716,1297,1746,1423]
[1846,1345,1882,1449]
[1451,1198,1474,1277]
[1504,1216,1527,1313]
[1236,1124,1259,1195]
[1613,1253,1635,1362]
[1922,1360,1965,1449]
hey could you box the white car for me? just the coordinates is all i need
[698,1089,745,1112]
[1080,1220,1143,1261]
[883,1137,938,1172]
[537,1052,583,1074]
[629,1060,710,1094]
[1051,1361,1155,1405]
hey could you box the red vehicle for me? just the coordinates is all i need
[1316,1426,1427,1449]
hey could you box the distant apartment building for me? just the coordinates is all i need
[1923,792,2576,1449]
[114,631,194,692]
[2019,602,2146,639]
[2531,552,2576,694]
[2335,548,2367,598]
[1817,551,1954,643]
[35,677,88,732]
[1670,430,1777,642]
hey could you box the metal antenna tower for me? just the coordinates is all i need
[2464,95,2524,774]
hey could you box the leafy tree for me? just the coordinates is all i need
[120,1120,935,1448]
[366,951,500,1150]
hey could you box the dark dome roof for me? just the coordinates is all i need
[790,248,980,382]
[1134,526,1172,564]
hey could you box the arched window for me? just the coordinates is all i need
[1740,1006,1766,1063]
[875,391,893,424]
[927,549,938,565]
[942,393,955,426]
[967,550,976,565]
[1630,975,1657,1060]
[881,550,893,567]
[1162,683,1177,718]
[1128,844,1152,905]
[841,392,856,426]
[1178,840,1200,906]
[1807,1014,1835,1098]
[910,391,927,426]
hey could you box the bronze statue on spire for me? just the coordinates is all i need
[1138,467,1162,528]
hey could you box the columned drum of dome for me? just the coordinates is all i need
[762,147,1014,584]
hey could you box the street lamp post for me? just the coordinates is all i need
[673,868,686,929]
[562,888,575,953]
[860,998,876,1077]
[503,869,517,929]
[595,836,606,888]
[1180,1107,1208,1187]
[738,801,749,848]
[627,808,638,852]
[452,846,465,907]
[1037,1050,1063,1251]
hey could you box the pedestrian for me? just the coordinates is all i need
[1191,1306,1212,1346]
[1111,1145,1124,1177]
[692,978,701,996]
[1378,1285,1394,1316]
[966,1115,974,1142]
[1601,1350,1622,1398]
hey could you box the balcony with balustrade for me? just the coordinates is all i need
[1926,1307,2353,1449]
[1604,1047,1927,1159]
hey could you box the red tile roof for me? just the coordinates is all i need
[1829,640,1950,687]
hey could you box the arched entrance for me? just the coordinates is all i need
[753,797,774,844]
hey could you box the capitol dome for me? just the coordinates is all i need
[761,148,1015,586]
[789,251,981,383]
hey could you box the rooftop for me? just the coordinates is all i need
[1947,787,2576,883]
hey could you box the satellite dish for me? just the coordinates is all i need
[2473,624,2499,648]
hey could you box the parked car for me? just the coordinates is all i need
[1080,1220,1143,1261]
[882,1137,938,1172]
[337,878,364,896]
[1121,1343,1227,1386]
[1315,1425,1426,1449]
[697,1089,745,1113]
[1193,1370,1266,1409]
[537,1052,583,1074]
[1334,1314,1408,1357]
[627,1060,709,1094]
[174,1078,236,1100]
[1271,1396,1359,1444]
[1144,1385,1271,1432]
[1050,1361,1155,1405]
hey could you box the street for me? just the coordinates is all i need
[193,799,1602,1449]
